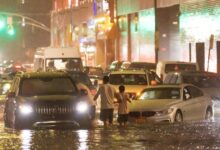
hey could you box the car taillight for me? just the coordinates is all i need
[90,89,97,96]
[15,65,22,69]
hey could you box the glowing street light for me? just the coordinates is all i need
[0,16,6,30]
[7,25,15,36]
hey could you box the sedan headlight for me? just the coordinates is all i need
[19,105,33,115]
[155,108,174,116]
[76,102,89,113]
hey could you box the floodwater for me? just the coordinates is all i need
[1,104,220,149]
[1,120,220,149]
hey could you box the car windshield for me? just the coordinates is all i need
[70,73,93,88]
[165,64,197,73]
[139,87,181,100]
[87,68,103,76]
[20,77,77,96]
[46,58,83,71]
[109,74,148,85]
[128,63,156,70]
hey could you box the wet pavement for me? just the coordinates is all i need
[1,119,220,149]
[1,105,220,149]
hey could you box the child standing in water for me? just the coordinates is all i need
[116,85,131,127]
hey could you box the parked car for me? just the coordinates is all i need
[156,61,199,81]
[163,71,220,117]
[0,79,12,103]
[163,71,220,98]
[128,62,156,71]
[120,61,131,70]
[128,84,213,123]
[1,62,26,79]
[104,60,125,75]
[108,70,162,98]
[84,66,104,86]
[4,71,95,129]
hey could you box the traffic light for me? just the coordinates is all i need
[0,15,16,37]
[0,16,6,31]
[7,25,15,36]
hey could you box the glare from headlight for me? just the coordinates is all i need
[19,105,33,115]
[76,102,89,113]
[156,108,174,116]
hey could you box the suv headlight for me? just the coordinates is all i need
[155,108,174,116]
[76,102,89,113]
[19,105,33,115]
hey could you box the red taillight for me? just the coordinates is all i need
[15,65,22,69]
[90,89,97,96]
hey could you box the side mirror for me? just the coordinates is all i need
[80,89,88,96]
[7,92,16,98]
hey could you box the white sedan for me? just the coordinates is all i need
[128,84,213,123]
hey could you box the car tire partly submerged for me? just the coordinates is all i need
[174,110,183,123]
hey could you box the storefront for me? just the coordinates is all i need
[179,0,220,72]
[116,0,180,63]
[51,0,96,66]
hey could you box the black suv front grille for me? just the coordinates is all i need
[35,103,74,115]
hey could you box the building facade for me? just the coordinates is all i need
[51,0,96,66]
[51,0,220,72]
[179,0,220,72]
[51,0,114,68]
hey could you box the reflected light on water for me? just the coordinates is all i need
[20,130,32,150]
[77,130,88,150]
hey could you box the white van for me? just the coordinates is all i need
[33,47,83,72]
[156,61,199,81]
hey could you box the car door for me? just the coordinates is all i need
[181,85,205,121]
[180,86,195,121]
[187,85,208,120]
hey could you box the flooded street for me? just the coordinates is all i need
[1,114,220,149]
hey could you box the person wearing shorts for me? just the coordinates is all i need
[116,85,131,127]
[94,75,116,127]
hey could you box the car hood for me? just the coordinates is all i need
[112,85,147,94]
[16,95,84,104]
[129,99,181,112]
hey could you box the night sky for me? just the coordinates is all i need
[0,0,52,63]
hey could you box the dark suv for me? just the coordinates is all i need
[4,71,95,129]
[164,71,220,99]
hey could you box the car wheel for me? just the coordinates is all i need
[174,110,183,122]
[205,107,213,121]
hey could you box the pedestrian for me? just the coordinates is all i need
[94,75,117,127]
[116,85,131,127]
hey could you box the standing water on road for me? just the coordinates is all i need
[0,121,220,149]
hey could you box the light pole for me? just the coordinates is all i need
[0,12,50,32]
[154,0,159,64]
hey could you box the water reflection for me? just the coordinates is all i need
[1,121,220,149]
[76,130,88,150]
[20,130,32,150]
